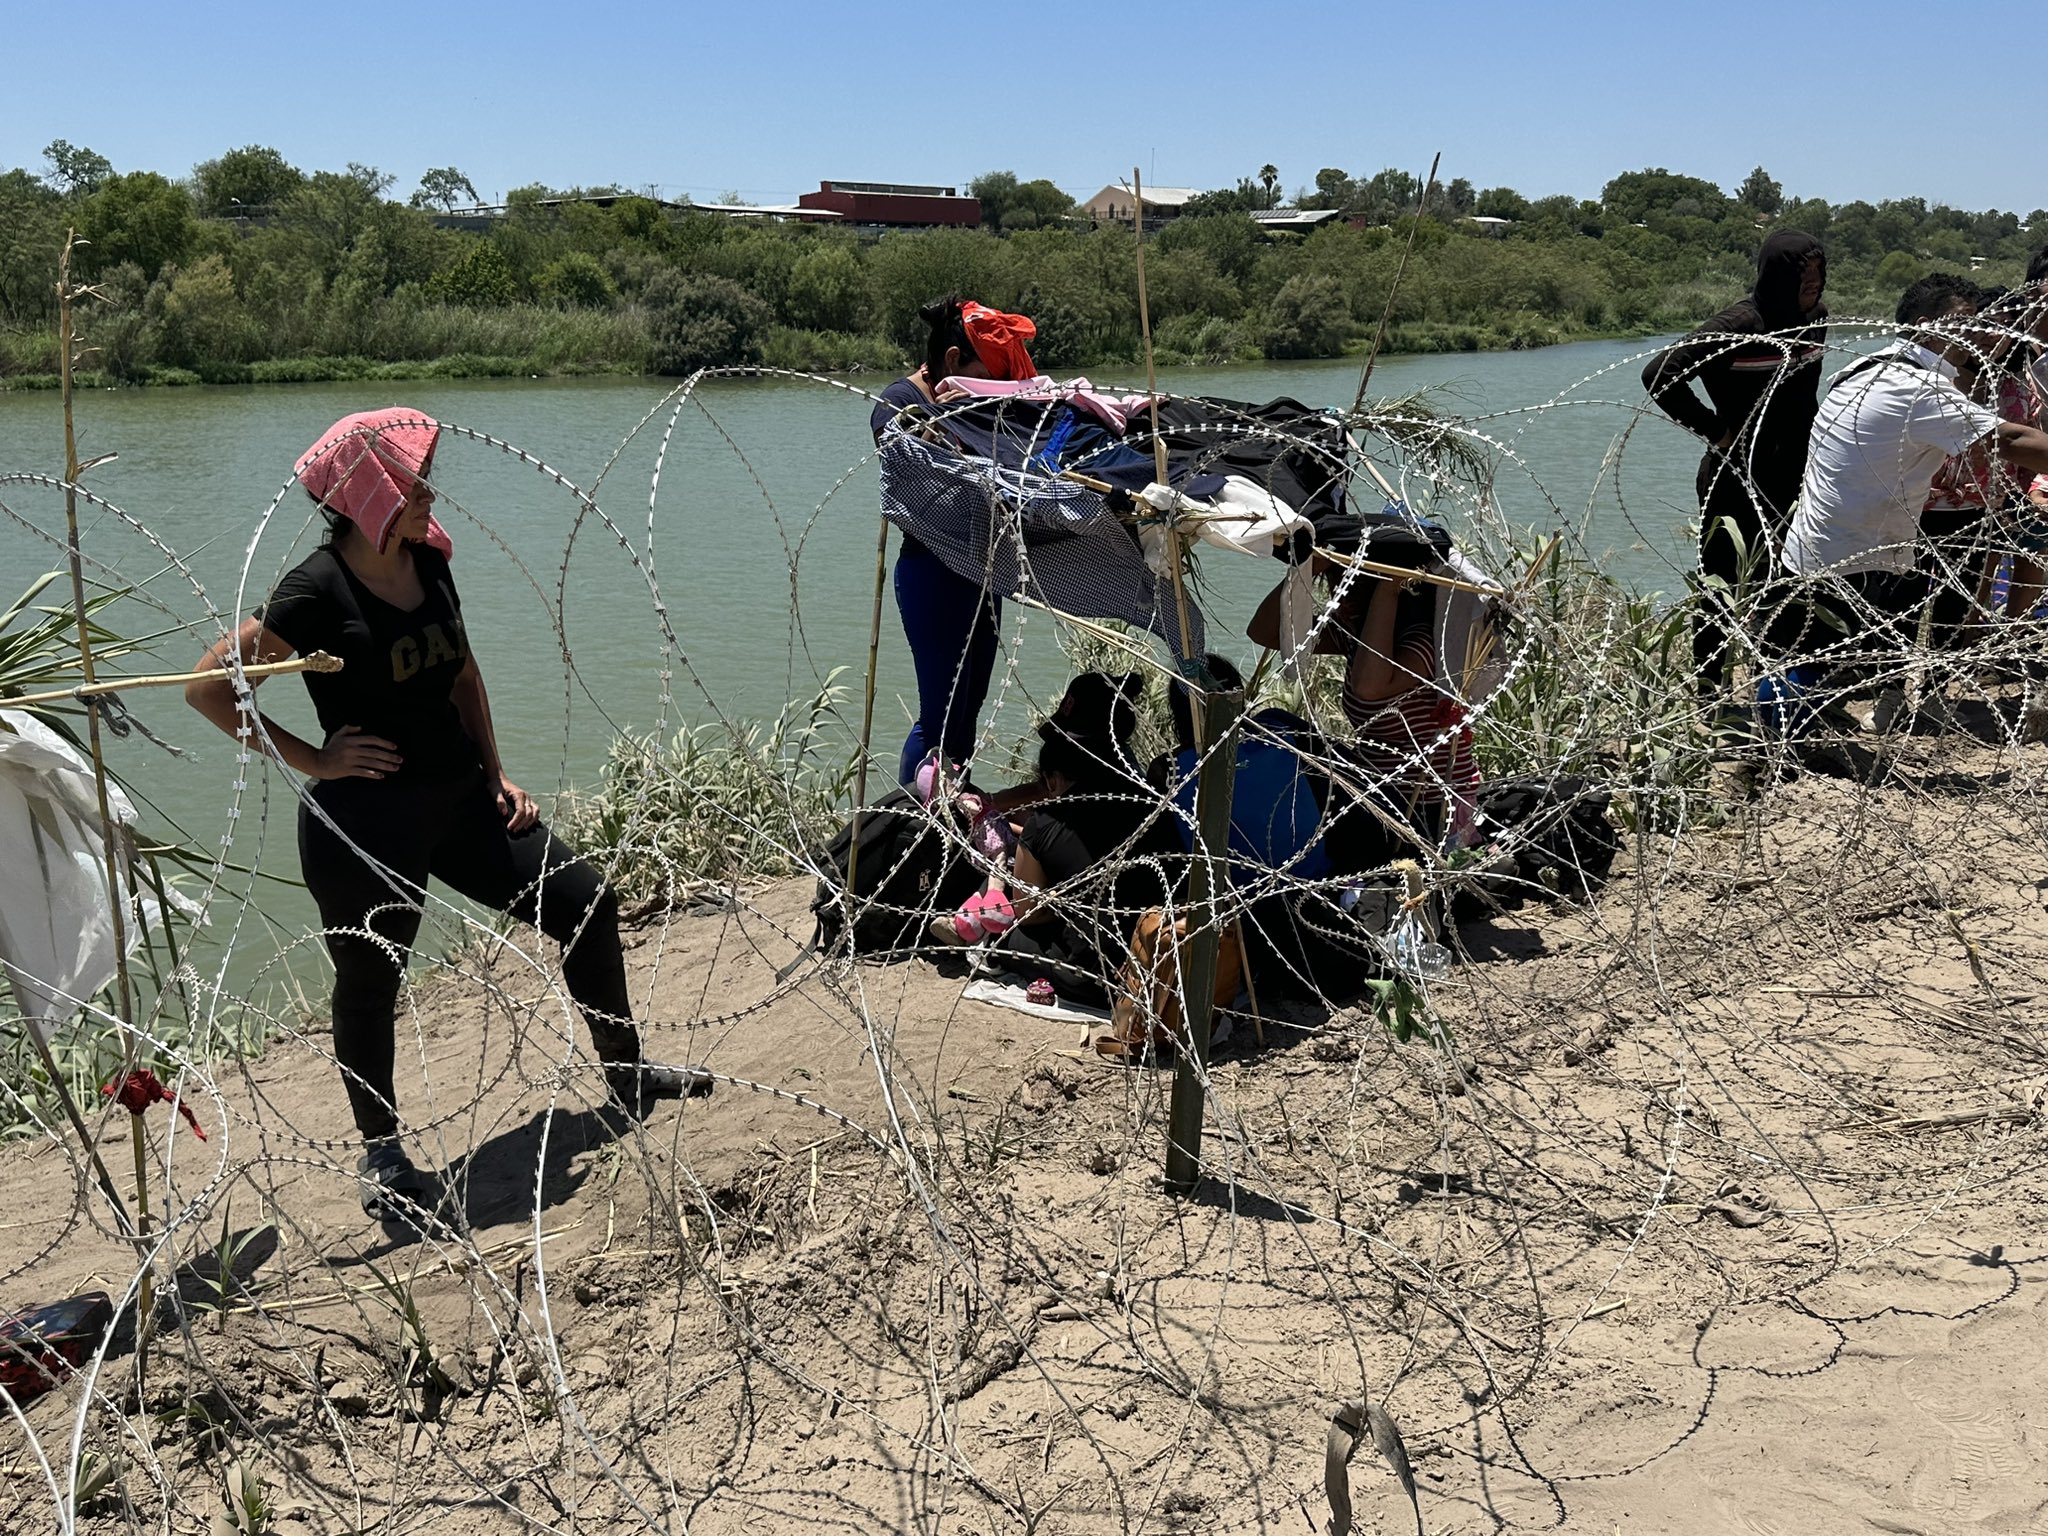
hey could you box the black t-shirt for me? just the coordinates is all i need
[871,375,927,442]
[1018,774,1183,957]
[257,545,478,781]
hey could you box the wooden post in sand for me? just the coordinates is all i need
[1164,684,1244,1196]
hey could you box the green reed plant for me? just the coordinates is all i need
[1,571,213,1139]
[558,671,860,912]
[1473,535,1713,830]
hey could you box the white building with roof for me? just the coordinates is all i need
[1081,184,1200,226]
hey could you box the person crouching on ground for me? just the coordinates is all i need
[1152,653,1330,885]
[929,672,1182,1006]
[1249,554,1479,870]
[186,408,709,1224]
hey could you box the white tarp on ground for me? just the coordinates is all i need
[0,707,177,1044]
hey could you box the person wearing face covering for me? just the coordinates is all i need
[185,408,710,1225]
[870,295,1039,787]
[1643,231,1829,703]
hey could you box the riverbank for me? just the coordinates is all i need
[9,725,2048,1532]
[0,317,1668,394]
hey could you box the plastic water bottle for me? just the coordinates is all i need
[1388,910,1450,982]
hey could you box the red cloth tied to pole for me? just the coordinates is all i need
[102,1069,205,1140]
[959,302,1038,382]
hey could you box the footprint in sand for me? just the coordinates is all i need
[1896,1353,2030,1518]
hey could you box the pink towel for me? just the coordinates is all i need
[296,408,452,556]
[932,374,1146,434]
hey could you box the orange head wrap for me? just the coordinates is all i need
[958,302,1038,381]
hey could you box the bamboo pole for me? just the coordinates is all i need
[1165,686,1244,1196]
[1316,545,1505,599]
[55,233,155,1385]
[1351,152,1440,417]
[6,651,343,710]
[1131,168,1199,676]
[841,517,893,910]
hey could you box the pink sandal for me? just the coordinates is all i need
[929,890,1015,946]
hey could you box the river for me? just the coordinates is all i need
[0,339,1708,1009]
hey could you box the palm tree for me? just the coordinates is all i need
[1258,164,1280,209]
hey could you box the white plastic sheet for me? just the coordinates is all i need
[0,708,177,1043]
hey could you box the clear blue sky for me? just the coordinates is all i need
[8,0,2038,214]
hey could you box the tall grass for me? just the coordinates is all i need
[556,672,861,914]
[1473,538,1710,828]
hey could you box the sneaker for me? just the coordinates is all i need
[604,1062,714,1121]
[356,1139,446,1224]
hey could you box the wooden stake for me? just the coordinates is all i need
[841,516,892,909]
[1165,687,1244,1196]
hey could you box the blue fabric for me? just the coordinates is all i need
[1170,709,1331,883]
[1031,407,1084,476]
[1755,664,1826,739]
[893,536,1002,783]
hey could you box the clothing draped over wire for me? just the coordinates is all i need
[875,392,1362,662]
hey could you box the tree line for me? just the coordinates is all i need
[2,144,2043,390]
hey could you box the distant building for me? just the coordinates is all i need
[1250,208,1348,234]
[433,193,838,232]
[693,200,840,224]
[433,193,692,234]
[797,181,980,228]
[1462,215,1515,238]
[1081,185,1200,227]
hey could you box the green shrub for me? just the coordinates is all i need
[784,244,868,332]
[427,240,518,305]
[152,254,262,368]
[1259,273,1354,359]
[556,674,859,908]
[643,269,771,374]
[536,252,618,309]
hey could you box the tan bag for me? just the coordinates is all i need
[1101,908,1245,1061]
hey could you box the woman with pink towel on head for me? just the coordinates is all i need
[186,408,709,1226]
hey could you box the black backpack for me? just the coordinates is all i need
[807,789,986,957]
[1469,774,1618,905]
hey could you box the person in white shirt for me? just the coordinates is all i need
[1777,275,2048,694]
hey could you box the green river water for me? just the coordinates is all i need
[0,339,1704,1006]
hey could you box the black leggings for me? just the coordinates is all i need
[1694,454,1795,693]
[300,769,636,1140]
[1765,568,1928,687]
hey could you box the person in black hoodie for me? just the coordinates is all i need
[1643,230,1828,702]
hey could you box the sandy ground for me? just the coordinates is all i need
[6,722,2048,1536]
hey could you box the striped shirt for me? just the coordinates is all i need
[1340,633,1477,809]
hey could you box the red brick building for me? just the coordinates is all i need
[797,181,981,228]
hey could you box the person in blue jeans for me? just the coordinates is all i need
[870,295,1039,785]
